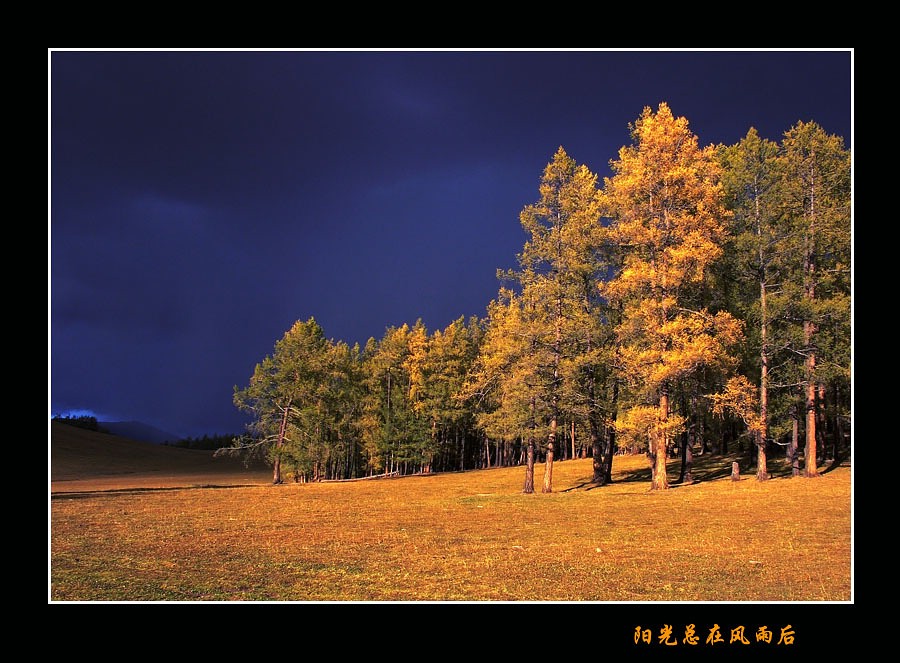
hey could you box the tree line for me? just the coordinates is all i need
[222,103,850,492]
[164,433,238,450]
[52,415,108,433]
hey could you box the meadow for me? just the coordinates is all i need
[50,424,851,602]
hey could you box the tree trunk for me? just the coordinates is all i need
[273,454,283,485]
[542,417,556,493]
[833,383,845,464]
[542,273,562,493]
[679,420,694,486]
[523,398,536,494]
[425,420,436,474]
[683,433,693,485]
[817,382,828,460]
[790,406,801,477]
[697,405,708,456]
[586,327,605,484]
[678,391,694,485]
[571,420,576,461]
[755,430,768,481]
[803,164,819,479]
[604,380,619,483]
[591,426,604,484]
[686,389,698,483]
[524,436,535,494]
[757,272,770,481]
[804,349,819,477]
[273,400,291,484]
[652,390,670,490]
[604,421,615,484]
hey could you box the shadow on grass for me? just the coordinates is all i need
[563,449,850,491]
[51,484,262,500]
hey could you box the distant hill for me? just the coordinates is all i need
[49,420,268,484]
[100,420,180,444]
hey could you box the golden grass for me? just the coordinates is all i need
[50,448,851,602]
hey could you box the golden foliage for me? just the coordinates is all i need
[709,375,763,436]
[603,103,744,399]
[614,405,685,453]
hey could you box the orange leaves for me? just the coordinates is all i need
[614,404,685,453]
[404,321,429,412]
[604,103,743,400]
[709,375,763,436]
[613,304,743,395]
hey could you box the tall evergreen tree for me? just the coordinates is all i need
[232,318,331,484]
[778,121,851,477]
[602,103,744,490]
[558,163,619,484]
[361,324,424,475]
[510,147,611,492]
[718,128,783,480]
[463,289,548,493]
[421,317,481,472]
[324,340,365,480]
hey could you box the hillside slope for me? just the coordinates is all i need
[49,421,269,487]
[99,420,180,444]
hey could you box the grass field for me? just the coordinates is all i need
[49,423,851,602]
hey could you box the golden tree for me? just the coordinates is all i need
[603,103,743,490]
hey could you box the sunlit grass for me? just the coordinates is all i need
[50,453,851,602]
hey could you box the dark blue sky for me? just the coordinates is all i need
[49,49,853,439]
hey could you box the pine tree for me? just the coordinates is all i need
[324,340,365,479]
[462,289,548,493]
[232,318,331,484]
[602,103,744,490]
[557,162,619,484]
[778,121,851,477]
[361,324,424,476]
[510,147,612,492]
[718,128,782,480]
[418,317,481,473]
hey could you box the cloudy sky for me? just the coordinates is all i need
[49,49,852,439]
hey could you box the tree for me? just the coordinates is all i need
[379,325,409,473]
[231,318,331,484]
[52,414,104,432]
[323,340,365,479]
[463,289,547,492]
[514,147,574,492]
[555,162,619,484]
[361,324,423,475]
[778,121,851,477]
[718,128,782,480]
[411,316,482,473]
[602,103,744,490]
[510,147,611,492]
